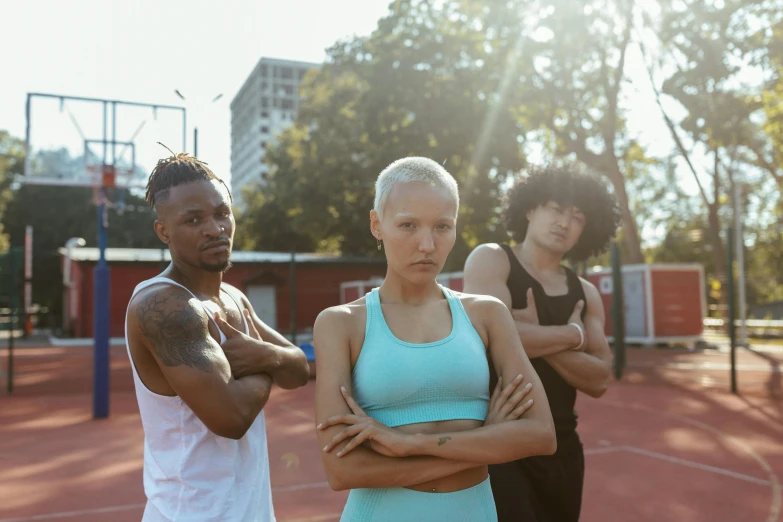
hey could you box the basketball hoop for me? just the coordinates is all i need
[86,164,118,188]
[85,164,133,207]
[102,165,116,188]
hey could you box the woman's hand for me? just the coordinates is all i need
[317,386,416,458]
[485,374,535,426]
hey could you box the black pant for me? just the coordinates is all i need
[489,432,585,522]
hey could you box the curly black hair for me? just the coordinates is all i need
[502,164,622,262]
[145,143,232,208]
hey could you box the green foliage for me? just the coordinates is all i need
[0,146,162,316]
[506,0,647,262]
[642,0,783,303]
[238,0,529,267]
[239,0,648,267]
[0,131,25,251]
[757,18,783,189]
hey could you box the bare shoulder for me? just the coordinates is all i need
[220,282,250,306]
[464,243,511,273]
[452,290,509,319]
[130,283,208,323]
[314,298,367,338]
[577,276,601,300]
[577,276,605,317]
[129,284,214,371]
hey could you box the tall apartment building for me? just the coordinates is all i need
[230,57,319,200]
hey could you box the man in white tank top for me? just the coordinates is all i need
[124,151,310,521]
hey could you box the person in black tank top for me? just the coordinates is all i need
[463,165,622,522]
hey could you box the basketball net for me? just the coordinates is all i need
[87,166,128,228]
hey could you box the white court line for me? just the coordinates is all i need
[2,446,771,521]
[0,503,145,522]
[599,398,782,522]
[0,483,334,522]
[585,445,771,486]
[583,446,622,456]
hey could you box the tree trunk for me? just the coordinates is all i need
[605,162,644,264]
[706,202,727,313]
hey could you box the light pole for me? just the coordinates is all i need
[62,237,86,337]
[174,90,223,157]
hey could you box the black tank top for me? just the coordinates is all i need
[495,244,587,435]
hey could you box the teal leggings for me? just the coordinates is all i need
[340,476,497,522]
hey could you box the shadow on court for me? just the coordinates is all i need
[0,344,781,522]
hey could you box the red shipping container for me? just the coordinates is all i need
[585,264,706,344]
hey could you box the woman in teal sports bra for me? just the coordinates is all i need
[313,157,557,522]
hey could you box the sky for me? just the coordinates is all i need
[0,0,393,185]
[0,0,701,246]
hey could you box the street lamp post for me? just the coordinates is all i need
[174,90,223,157]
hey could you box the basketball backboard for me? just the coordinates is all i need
[23,93,186,189]
[18,93,186,419]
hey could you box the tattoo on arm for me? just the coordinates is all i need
[136,290,214,373]
[438,436,451,446]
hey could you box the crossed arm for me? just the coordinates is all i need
[463,243,613,398]
[398,298,557,463]
[130,285,272,439]
[221,285,309,389]
[313,299,556,491]
[543,284,612,397]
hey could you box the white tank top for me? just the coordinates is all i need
[125,276,275,522]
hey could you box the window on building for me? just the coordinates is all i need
[261,111,269,118]
[261,126,269,133]
[261,97,269,108]
[281,99,294,110]
[298,69,307,80]
[260,64,268,77]
[280,66,293,79]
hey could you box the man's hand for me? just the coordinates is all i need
[511,288,539,325]
[214,311,273,379]
[567,300,587,351]
[485,374,535,426]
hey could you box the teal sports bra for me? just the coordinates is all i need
[351,286,491,428]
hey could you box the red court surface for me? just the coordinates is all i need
[0,344,781,522]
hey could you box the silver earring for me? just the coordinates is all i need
[377,239,382,251]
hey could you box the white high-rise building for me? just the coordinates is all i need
[230,57,319,201]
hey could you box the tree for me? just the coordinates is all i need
[491,0,647,263]
[754,17,783,192]
[234,185,317,253]
[637,0,783,309]
[239,0,529,268]
[0,131,25,251]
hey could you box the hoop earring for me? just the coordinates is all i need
[377,239,383,251]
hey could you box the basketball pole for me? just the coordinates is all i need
[93,101,111,419]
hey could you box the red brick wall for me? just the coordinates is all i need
[76,261,385,338]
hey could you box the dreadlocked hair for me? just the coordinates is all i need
[502,164,622,262]
[145,143,233,207]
